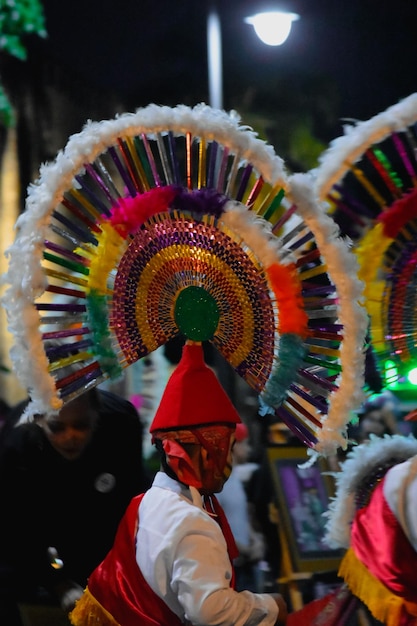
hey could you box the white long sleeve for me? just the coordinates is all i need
[136,473,278,625]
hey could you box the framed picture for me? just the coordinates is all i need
[267,446,343,573]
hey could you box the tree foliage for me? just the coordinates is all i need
[0,0,46,126]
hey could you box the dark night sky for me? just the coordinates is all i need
[34,0,417,141]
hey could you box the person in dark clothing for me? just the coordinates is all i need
[0,387,151,625]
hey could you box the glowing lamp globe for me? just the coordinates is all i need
[245,11,299,46]
[407,367,417,386]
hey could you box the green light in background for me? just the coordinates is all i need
[384,359,398,388]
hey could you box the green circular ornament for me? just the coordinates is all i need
[174,286,220,341]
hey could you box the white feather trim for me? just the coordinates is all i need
[289,173,368,458]
[221,200,284,267]
[325,434,417,548]
[315,92,417,199]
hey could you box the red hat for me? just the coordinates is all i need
[235,422,249,442]
[150,342,241,432]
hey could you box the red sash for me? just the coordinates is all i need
[86,494,183,626]
[352,479,417,601]
[71,490,237,626]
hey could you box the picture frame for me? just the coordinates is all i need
[267,446,343,573]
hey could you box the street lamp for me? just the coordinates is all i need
[207,7,299,109]
[244,11,299,46]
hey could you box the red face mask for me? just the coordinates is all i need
[154,425,236,493]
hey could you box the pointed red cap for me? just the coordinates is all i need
[150,343,241,432]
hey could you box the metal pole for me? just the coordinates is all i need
[207,7,223,109]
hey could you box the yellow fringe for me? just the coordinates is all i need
[69,587,121,626]
[339,548,417,626]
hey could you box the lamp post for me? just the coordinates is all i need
[207,7,223,110]
[207,6,299,109]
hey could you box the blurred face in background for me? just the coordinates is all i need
[232,437,250,465]
[358,405,397,442]
[37,392,99,460]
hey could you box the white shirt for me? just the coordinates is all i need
[136,472,278,626]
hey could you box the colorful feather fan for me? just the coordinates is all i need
[2,104,367,456]
[315,92,417,386]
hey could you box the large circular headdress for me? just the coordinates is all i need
[2,103,367,455]
[315,92,417,387]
